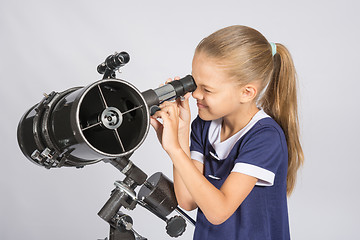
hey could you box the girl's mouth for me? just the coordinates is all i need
[197,102,207,108]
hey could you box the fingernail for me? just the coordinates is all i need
[180,96,185,101]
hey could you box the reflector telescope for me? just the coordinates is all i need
[17,75,195,169]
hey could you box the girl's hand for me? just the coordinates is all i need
[151,100,181,154]
[150,111,164,144]
[150,77,192,144]
[168,77,192,136]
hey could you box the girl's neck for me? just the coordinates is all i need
[220,104,259,142]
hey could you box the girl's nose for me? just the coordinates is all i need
[192,88,202,100]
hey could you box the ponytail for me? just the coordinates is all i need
[259,43,304,195]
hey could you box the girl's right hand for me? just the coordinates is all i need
[150,77,192,144]
[166,77,192,137]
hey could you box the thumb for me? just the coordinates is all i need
[150,117,164,144]
[150,117,162,131]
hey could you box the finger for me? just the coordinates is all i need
[165,78,173,84]
[160,105,179,119]
[159,101,181,118]
[153,109,171,123]
[159,100,177,109]
[184,92,192,100]
[174,76,180,80]
[150,116,164,143]
[150,117,162,131]
[151,110,162,120]
[177,92,191,110]
[179,93,191,103]
[160,100,179,110]
[152,105,172,118]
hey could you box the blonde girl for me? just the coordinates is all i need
[151,25,303,240]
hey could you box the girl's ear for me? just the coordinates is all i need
[239,84,257,103]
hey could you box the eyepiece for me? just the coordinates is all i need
[168,75,196,97]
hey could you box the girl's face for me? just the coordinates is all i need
[191,52,244,121]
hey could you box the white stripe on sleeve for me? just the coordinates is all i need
[190,151,204,164]
[231,162,275,186]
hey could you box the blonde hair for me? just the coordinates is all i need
[196,25,304,195]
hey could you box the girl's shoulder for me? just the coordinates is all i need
[247,117,286,140]
[241,117,288,154]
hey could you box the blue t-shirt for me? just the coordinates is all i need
[190,110,290,240]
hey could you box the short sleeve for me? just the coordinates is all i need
[232,126,285,186]
[190,116,205,164]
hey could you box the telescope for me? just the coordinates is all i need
[17,51,197,239]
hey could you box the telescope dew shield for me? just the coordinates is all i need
[17,79,150,168]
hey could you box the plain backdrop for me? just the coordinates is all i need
[1,0,359,239]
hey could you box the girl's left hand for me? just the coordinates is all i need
[151,101,181,154]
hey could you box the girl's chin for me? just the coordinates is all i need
[198,110,214,121]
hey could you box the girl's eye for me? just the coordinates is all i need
[204,89,212,93]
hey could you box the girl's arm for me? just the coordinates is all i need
[173,129,204,211]
[152,101,257,225]
[169,148,256,225]
[150,79,201,211]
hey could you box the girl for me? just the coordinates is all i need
[150,25,304,240]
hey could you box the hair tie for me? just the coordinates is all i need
[270,42,277,56]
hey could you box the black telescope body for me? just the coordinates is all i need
[17,75,196,169]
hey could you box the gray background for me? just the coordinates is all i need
[1,0,359,239]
